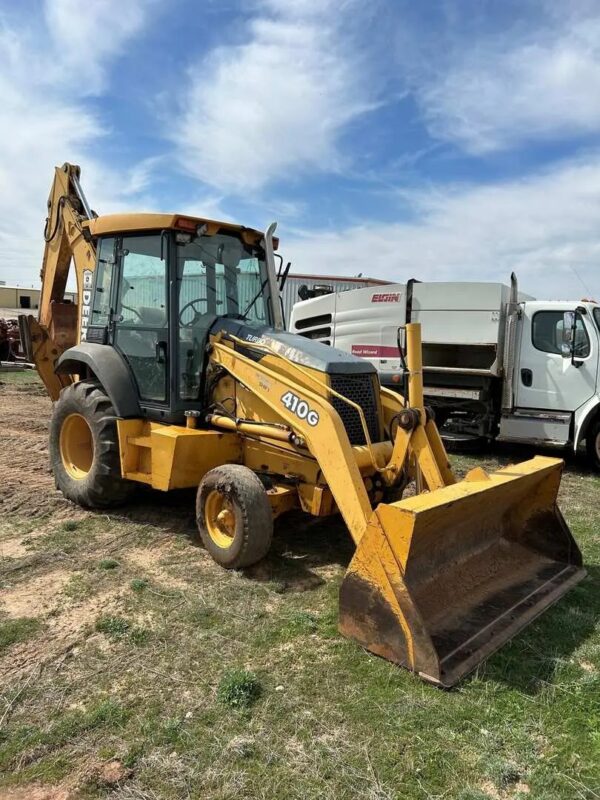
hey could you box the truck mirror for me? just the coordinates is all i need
[397,326,407,354]
[561,311,575,357]
[396,326,408,372]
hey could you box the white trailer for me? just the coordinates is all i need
[290,275,600,467]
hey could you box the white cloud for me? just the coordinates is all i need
[0,1,157,286]
[172,0,376,192]
[183,194,233,224]
[418,13,600,153]
[44,0,154,93]
[282,154,600,300]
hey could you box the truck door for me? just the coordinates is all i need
[515,307,598,413]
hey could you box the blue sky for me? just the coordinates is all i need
[1,0,600,298]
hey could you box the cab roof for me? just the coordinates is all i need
[84,213,270,248]
[524,299,599,310]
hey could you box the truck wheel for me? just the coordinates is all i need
[49,381,133,508]
[196,465,273,569]
[586,418,600,471]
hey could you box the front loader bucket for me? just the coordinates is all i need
[339,456,585,687]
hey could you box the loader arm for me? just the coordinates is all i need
[21,163,96,399]
[210,325,457,544]
[210,336,374,543]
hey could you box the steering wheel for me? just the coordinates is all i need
[120,303,142,321]
[179,298,208,326]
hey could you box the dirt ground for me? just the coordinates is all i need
[0,379,61,517]
[0,374,243,687]
[0,371,599,800]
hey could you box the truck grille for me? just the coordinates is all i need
[329,374,380,446]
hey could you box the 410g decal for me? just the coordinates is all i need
[280,392,320,426]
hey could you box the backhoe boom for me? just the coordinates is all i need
[21,163,96,398]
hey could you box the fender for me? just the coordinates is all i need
[55,343,141,418]
[574,394,600,451]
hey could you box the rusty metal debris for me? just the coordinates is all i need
[0,318,23,361]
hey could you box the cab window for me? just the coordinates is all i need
[113,235,167,403]
[91,238,115,326]
[532,310,590,357]
[117,236,166,327]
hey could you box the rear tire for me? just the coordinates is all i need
[196,465,273,569]
[586,418,600,471]
[49,381,133,508]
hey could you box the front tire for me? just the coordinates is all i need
[49,381,133,508]
[586,417,600,471]
[196,465,273,569]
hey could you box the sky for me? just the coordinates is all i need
[1,0,600,299]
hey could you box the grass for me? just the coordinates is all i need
[95,616,130,639]
[63,573,94,601]
[94,615,150,646]
[61,520,81,533]
[26,521,96,556]
[98,558,120,570]
[130,578,149,592]
[0,379,599,799]
[0,699,128,779]
[280,610,319,637]
[0,616,41,651]
[217,669,262,709]
[0,368,40,385]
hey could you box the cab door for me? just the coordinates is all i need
[112,234,169,406]
[515,307,598,412]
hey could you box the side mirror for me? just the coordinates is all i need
[396,326,408,371]
[397,326,407,354]
[561,311,575,357]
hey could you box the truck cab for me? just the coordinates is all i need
[500,299,600,465]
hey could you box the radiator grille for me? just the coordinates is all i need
[329,374,380,445]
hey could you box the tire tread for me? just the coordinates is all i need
[196,464,273,569]
[49,380,133,508]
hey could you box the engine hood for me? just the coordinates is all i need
[212,318,375,376]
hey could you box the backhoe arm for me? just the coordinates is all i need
[20,164,97,400]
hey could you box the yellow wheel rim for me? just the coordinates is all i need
[205,489,237,549]
[59,413,93,480]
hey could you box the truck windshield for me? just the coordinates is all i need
[177,233,269,326]
[594,307,600,333]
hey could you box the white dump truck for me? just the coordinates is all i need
[290,275,600,467]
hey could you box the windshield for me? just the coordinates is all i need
[594,307,600,333]
[177,232,271,401]
[177,233,268,326]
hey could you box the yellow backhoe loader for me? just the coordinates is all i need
[20,163,585,687]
